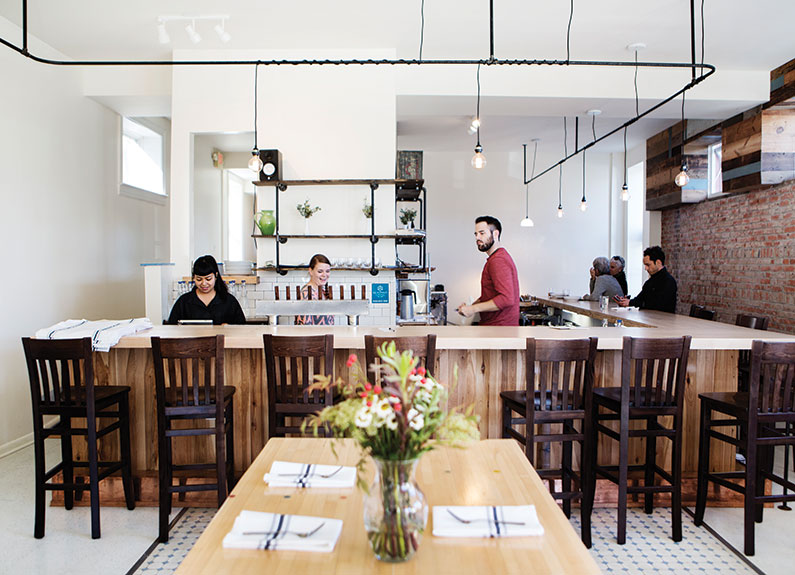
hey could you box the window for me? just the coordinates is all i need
[120,117,167,201]
[707,142,723,197]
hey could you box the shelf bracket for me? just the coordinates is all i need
[277,183,288,192]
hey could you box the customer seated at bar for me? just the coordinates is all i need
[167,255,246,325]
[610,255,628,296]
[295,253,334,326]
[583,256,623,301]
[615,246,677,313]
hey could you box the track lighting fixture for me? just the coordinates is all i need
[156,15,231,45]
[214,21,231,43]
[185,21,201,44]
[157,21,170,45]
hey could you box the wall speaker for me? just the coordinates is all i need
[258,149,283,182]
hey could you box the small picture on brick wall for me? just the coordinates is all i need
[396,150,423,180]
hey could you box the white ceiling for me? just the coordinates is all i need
[4,0,793,154]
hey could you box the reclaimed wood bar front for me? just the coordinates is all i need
[92,303,794,504]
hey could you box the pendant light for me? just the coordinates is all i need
[621,126,630,201]
[674,92,689,187]
[248,62,264,173]
[471,63,486,169]
[520,140,538,227]
[580,150,588,211]
[557,164,564,218]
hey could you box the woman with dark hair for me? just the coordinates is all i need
[295,254,334,326]
[167,255,246,325]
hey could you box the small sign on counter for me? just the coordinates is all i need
[371,283,390,303]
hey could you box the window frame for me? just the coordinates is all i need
[119,116,169,205]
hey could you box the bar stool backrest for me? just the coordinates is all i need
[689,304,716,321]
[749,340,795,415]
[622,336,692,408]
[527,337,598,412]
[364,335,437,382]
[736,314,770,331]
[151,335,225,418]
[264,334,334,407]
[23,337,94,413]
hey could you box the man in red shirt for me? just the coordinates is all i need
[456,216,520,326]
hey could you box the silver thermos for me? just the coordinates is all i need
[400,289,416,321]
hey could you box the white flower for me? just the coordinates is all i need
[414,389,432,406]
[355,407,373,428]
[373,398,392,419]
[384,411,398,430]
[409,413,424,431]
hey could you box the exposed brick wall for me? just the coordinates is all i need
[661,180,795,334]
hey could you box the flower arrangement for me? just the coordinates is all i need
[303,342,479,562]
[297,199,321,218]
[362,200,373,219]
[399,208,417,226]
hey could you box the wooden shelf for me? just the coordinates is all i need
[257,265,397,272]
[181,275,259,283]
[253,178,424,187]
[252,234,401,239]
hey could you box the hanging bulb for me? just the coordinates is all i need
[248,148,263,172]
[468,117,481,135]
[674,163,689,187]
[471,144,486,169]
[520,217,534,227]
[557,205,564,218]
[580,198,587,212]
[621,183,630,201]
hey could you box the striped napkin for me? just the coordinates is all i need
[432,505,544,538]
[263,461,356,488]
[222,510,342,552]
[34,318,153,352]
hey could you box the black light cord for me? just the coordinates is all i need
[419,0,425,62]
[566,0,574,63]
[591,114,596,142]
[563,116,568,157]
[701,0,705,67]
[476,63,482,146]
[581,150,586,203]
[526,140,538,217]
[252,62,259,150]
[634,49,640,117]
[623,126,628,186]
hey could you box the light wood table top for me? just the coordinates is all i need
[175,438,601,575]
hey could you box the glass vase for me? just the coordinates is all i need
[363,457,427,562]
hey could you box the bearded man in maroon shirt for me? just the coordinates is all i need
[456,216,520,326]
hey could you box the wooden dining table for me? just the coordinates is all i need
[174,437,601,575]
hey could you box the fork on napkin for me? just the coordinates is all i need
[263,461,357,488]
[432,506,544,538]
[222,510,342,552]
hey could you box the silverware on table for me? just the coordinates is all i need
[242,521,325,538]
[276,466,343,479]
[446,508,525,526]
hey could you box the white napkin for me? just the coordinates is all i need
[263,461,357,488]
[34,318,153,352]
[432,505,544,538]
[222,510,342,552]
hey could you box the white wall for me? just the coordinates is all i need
[193,135,223,258]
[414,148,613,321]
[0,17,169,452]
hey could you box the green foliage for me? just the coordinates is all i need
[297,199,321,218]
[399,208,417,225]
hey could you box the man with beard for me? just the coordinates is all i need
[456,216,520,326]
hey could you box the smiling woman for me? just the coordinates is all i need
[166,255,246,325]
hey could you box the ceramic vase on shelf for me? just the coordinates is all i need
[363,457,427,563]
[255,210,276,236]
[304,218,310,235]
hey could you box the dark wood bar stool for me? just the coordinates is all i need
[586,335,692,544]
[500,337,598,547]
[694,340,795,555]
[364,334,437,381]
[736,314,770,392]
[264,334,334,437]
[689,304,716,321]
[22,337,135,539]
[151,335,235,543]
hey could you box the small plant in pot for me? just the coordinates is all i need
[399,208,417,229]
[297,199,321,219]
[362,201,373,219]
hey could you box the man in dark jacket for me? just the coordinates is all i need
[615,246,677,313]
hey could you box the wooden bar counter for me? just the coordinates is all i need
[89,302,794,505]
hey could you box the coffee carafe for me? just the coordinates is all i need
[400,289,416,321]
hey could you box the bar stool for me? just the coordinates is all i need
[694,340,795,555]
[364,334,437,381]
[689,304,717,321]
[500,337,598,547]
[585,336,692,544]
[264,334,334,437]
[736,314,770,392]
[22,337,135,539]
[151,335,236,542]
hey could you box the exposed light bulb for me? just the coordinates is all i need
[674,164,690,187]
[185,21,201,44]
[471,144,486,169]
[557,206,564,218]
[468,117,481,135]
[157,22,170,45]
[248,149,263,172]
[621,183,629,201]
[520,217,534,227]
[214,22,231,43]
[580,199,587,212]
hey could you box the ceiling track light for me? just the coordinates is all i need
[185,20,201,44]
[157,20,170,45]
[156,15,231,45]
[214,21,231,43]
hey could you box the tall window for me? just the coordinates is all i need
[121,117,166,199]
[707,142,723,197]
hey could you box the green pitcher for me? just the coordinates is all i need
[255,210,276,235]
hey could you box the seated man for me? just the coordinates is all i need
[610,255,628,296]
[615,246,677,313]
[584,257,623,301]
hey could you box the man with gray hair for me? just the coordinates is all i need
[610,255,628,296]
[583,256,623,301]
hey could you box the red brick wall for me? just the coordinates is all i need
[661,180,795,334]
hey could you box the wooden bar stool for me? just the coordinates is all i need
[585,335,692,544]
[364,334,437,381]
[264,334,334,437]
[151,335,236,542]
[695,340,795,555]
[500,337,598,547]
[689,304,716,321]
[22,337,135,539]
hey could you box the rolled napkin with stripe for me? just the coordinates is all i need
[222,510,342,552]
[263,461,357,488]
[432,505,544,538]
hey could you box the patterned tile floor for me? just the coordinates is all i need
[130,506,761,574]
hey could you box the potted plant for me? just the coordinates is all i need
[304,343,479,562]
[297,199,321,234]
[362,200,373,219]
[399,208,417,229]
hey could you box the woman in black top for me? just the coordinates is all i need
[167,255,246,325]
